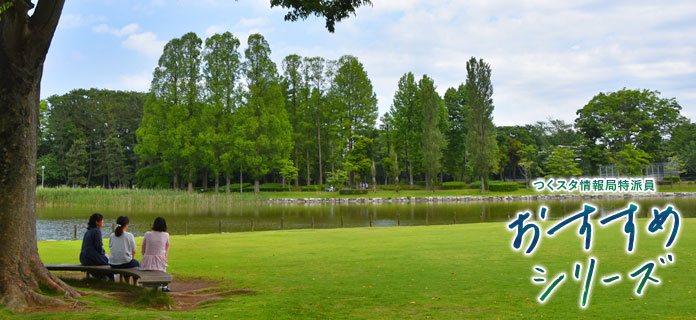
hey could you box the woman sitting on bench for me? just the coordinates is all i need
[141,217,170,291]
[80,213,109,266]
[109,216,140,269]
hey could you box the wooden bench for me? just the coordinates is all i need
[45,264,172,289]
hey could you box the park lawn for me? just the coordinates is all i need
[3,219,694,319]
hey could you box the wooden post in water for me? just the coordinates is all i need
[311,216,315,229]
[341,215,344,228]
[453,212,457,224]
[73,225,77,240]
[397,214,400,226]
[251,219,254,232]
[219,220,222,233]
[281,217,284,230]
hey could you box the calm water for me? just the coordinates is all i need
[37,197,696,241]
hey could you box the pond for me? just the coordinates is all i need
[37,197,696,241]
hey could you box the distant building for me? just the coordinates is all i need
[598,162,679,179]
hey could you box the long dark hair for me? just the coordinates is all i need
[115,216,129,237]
[87,213,103,229]
[152,217,167,232]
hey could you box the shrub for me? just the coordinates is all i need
[242,183,286,192]
[441,181,467,190]
[663,176,681,183]
[339,188,368,195]
[469,181,488,189]
[301,184,330,191]
[489,182,519,192]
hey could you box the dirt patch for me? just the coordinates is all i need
[47,276,257,312]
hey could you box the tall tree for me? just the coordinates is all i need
[0,0,80,309]
[305,56,328,185]
[281,54,306,187]
[418,75,447,191]
[443,84,469,181]
[388,72,420,188]
[545,147,582,177]
[202,31,242,193]
[465,57,498,192]
[0,0,370,310]
[332,55,378,151]
[575,88,687,173]
[142,32,203,192]
[238,34,292,193]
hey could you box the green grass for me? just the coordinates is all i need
[3,218,693,318]
[37,184,696,211]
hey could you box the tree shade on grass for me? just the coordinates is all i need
[24,219,696,319]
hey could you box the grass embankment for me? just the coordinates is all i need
[36,184,696,210]
[5,218,694,319]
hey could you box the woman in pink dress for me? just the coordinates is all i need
[141,217,170,291]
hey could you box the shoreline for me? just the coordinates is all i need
[268,192,696,205]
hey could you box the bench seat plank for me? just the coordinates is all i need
[45,264,172,285]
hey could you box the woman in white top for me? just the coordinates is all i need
[109,216,139,269]
[141,217,170,272]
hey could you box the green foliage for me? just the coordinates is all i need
[36,153,64,187]
[418,75,447,191]
[545,147,582,178]
[613,144,651,176]
[465,57,498,191]
[443,84,469,181]
[575,88,687,171]
[269,0,373,32]
[488,182,519,192]
[663,176,681,183]
[65,138,88,186]
[327,169,349,187]
[332,55,378,152]
[279,159,299,190]
[136,164,172,189]
[301,184,330,191]
[441,181,467,190]
[345,135,373,184]
[386,72,422,187]
[338,188,369,195]
[238,34,293,190]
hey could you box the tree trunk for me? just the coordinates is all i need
[480,176,486,193]
[226,175,230,195]
[254,179,260,194]
[408,160,413,189]
[306,149,311,186]
[317,120,323,185]
[425,172,430,191]
[202,168,208,191]
[188,167,194,192]
[173,169,179,190]
[371,159,376,194]
[86,143,93,187]
[294,144,299,187]
[239,164,243,193]
[0,0,80,311]
[215,173,220,193]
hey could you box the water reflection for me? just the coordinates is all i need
[37,197,696,240]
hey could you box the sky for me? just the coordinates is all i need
[42,0,696,125]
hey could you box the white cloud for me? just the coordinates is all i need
[122,32,166,58]
[94,23,165,58]
[93,23,140,37]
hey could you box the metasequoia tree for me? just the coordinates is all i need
[0,0,370,311]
